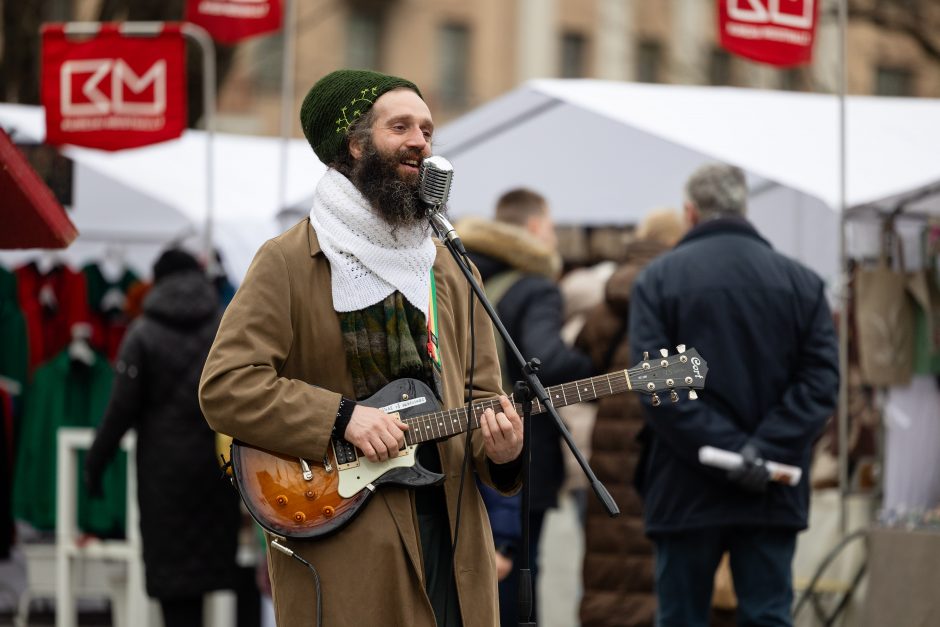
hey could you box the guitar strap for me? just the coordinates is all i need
[427,269,445,401]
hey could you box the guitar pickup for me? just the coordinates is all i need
[332,436,359,466]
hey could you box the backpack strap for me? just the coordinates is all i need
[483,270,523,393]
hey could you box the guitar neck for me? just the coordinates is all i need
[402,368,638,446]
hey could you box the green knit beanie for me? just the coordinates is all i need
[299,69,423,165]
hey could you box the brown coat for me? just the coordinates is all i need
[199,219,517,627]
[577,239,667,627]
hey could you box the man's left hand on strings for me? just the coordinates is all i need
[480,395,523,464]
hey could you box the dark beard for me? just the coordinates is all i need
[351,140,426,230]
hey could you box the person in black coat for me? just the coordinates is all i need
[460,188,594,625]
[85,249,241,627]
[629,163,839,627]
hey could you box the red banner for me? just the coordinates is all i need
[186,0,282,44]
[718,0,818,67]
[41,23,186,151]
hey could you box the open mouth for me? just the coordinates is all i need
[400,158,420,172]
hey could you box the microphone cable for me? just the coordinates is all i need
[270,539,322,627]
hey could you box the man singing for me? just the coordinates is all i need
[199,70,524,626]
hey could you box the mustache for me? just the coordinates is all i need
[398,149,424,163]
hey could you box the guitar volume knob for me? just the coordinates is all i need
[293,512,306,523]
[305,490,317,500]
[275,495,288,507]
[322,506,335,518]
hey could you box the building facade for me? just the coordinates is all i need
[213,0,940,135]
[16,1,939,133]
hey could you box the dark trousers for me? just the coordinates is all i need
[653,526,796,627]
[498,508,547,626]
[159,596,203,627]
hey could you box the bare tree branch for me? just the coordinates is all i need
[850,0,940,61]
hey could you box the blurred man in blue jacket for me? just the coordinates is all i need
[629,163,839,627]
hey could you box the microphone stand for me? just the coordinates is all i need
[430,219,620,626]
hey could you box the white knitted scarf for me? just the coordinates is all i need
[309,168,437,320]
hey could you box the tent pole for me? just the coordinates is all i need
[277,0,297,214]
[836,0,850,536]
[180,23,217,270]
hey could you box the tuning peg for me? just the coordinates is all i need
[651,393,661,407]
[643,351,650,361]
[688,390,698,401]
[676,344,686,353]
[659,348,669,357]
[670,390,679,403]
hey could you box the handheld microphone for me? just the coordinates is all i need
[418,156,465,255]
[698,446,802,486]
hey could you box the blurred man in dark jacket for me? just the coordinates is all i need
[629,164,839,627]
[461,188,594,625]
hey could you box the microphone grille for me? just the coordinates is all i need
[418,156,454,208]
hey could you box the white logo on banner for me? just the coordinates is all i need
[60,58,166,116]
[198,0,270,18]
[727,0,814,29]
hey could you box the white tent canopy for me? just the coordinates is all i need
[436,80,940,284]
[0,104,325,280]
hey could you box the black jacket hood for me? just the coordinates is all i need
[143,270,218,328]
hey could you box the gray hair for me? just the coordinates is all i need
[684,163,747,218]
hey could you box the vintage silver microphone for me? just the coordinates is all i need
[418,156,465,254]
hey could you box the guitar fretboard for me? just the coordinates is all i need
[402,368,638,446]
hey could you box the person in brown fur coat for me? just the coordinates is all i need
[577,208,684,627]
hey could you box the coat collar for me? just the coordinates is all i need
[456,216,561,279]
[306,218,323,257]
[676,215,771,249]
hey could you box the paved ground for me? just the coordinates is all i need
[539,491,585,627]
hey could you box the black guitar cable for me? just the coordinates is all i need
[271,539,322,627]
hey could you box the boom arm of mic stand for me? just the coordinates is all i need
[433,228,620,519]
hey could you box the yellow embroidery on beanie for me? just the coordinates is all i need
[335,86,379,135]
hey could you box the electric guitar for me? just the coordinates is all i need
[231,347,708,539]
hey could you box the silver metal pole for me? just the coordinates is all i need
[836,0,850,536]
[181,23,217,268]
[278,0,297,213]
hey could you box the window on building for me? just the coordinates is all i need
[253,33,284,92]
[709,48,732,86]
[561,32,587,78]
[875,66,914,96]
[779,68,804,91]
[347,11,382,70]
[636,40,662,83]
[439,24,470,109]
[47,0,72,21]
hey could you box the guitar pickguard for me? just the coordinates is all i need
[336,443,420,497]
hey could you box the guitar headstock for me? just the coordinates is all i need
[628,345,708,406]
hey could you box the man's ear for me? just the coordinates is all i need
[683,201,699,227]
[348,136,363,161]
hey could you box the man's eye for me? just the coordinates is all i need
[393,125,406,132]
[423,131,432,139]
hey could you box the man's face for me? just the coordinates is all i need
[348,89,434,229]
[527,212,557,251]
